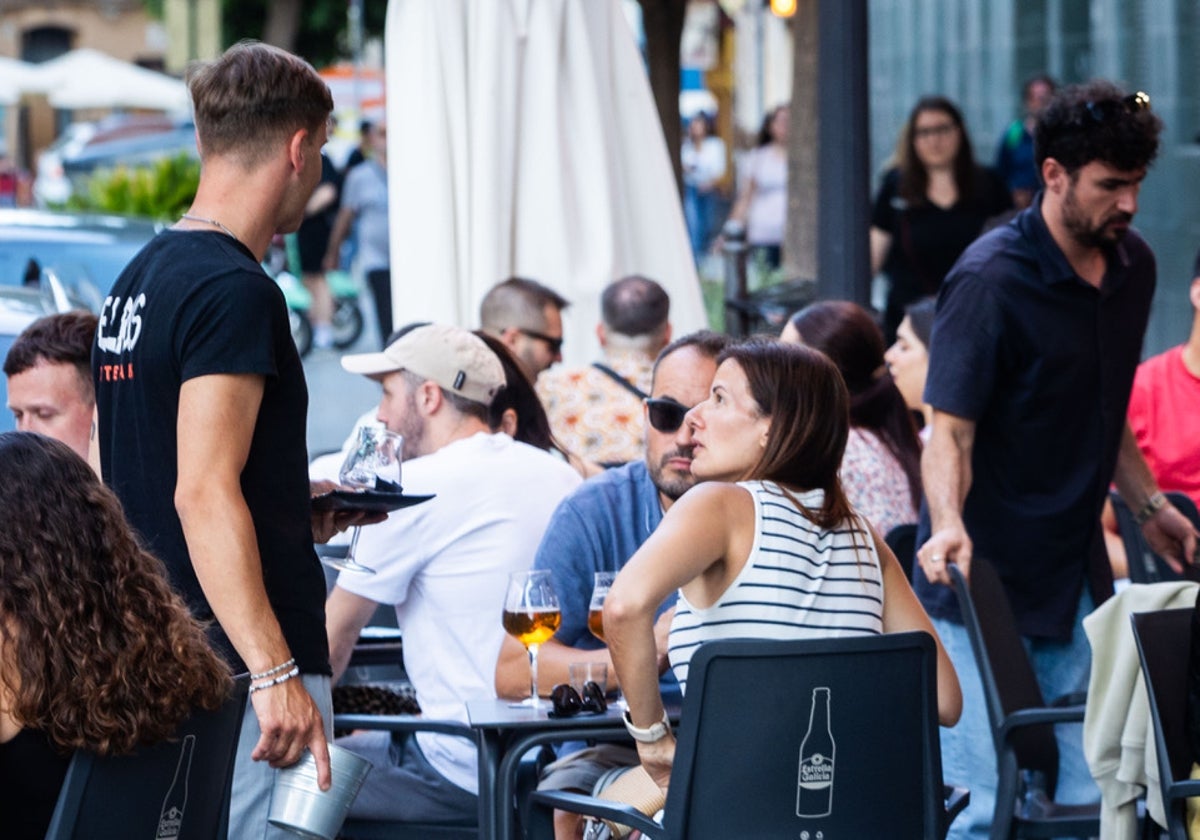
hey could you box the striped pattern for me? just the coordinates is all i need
[668,481,884,692]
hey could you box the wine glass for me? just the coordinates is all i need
[323,426,403,575]
[503,570,561,708]
[588,571,615,643]
[588,571,626,708]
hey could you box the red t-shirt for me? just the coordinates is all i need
[1127,346,1200,509]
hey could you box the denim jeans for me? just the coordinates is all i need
[228,674,333,839]
[936,587,1099,840]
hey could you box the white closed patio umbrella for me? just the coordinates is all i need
[29,49,189,113]
[0,55,40,105]
[384,0,706,362]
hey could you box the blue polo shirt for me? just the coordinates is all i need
[915,195,1156,640]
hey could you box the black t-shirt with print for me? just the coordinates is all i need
[93,229,330,676]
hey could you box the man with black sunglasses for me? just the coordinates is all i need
[479,276,570,381]
[916,80,1197,840]
[495,330,730,839]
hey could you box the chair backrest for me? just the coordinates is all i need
[1131,608,1194,790]
[885,523,919,582]
[661,632,948,839]
[1112,491,1200,584]
[949,560,1060,786]
[44,675,249,840]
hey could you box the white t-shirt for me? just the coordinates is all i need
[314,432,581,792]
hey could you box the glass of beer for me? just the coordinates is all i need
[503,570,561,708]
[588,571,615,643]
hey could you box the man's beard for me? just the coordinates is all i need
[1062,183,1132,248]
[647,445,697,502]
[393,393,426,461]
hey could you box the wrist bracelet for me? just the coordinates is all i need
[249,665,300,694]
[250,658,296,681]
[1134,491,1168,526]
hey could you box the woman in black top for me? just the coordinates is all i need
[870,96,1012,339]
[0,432,231,839]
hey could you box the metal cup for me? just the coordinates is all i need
[268,742,372,840]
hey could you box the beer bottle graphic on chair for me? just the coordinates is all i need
[155,734,195,839]
[796,687,835,818]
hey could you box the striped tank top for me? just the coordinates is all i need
[668,480,885,692]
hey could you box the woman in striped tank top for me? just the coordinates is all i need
[604,339,961,794]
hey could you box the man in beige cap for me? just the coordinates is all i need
[321,323,581,824]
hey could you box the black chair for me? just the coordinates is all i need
[44,675,249,840]
[1111,491,1200,584]
[1131,607,1200,839]
[949,560,1100,839]
[332,713,482,840]
[528,633,968,839]
[886,522,919,582]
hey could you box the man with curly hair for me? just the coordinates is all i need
[915,80,1198,839]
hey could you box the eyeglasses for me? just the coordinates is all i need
[645,398,691,433]
[912,122,958,141]
[1081,91,1151,126]
[515,327,564,355]
[549,681,608,718]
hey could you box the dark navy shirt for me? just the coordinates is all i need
[915,195,1155,640]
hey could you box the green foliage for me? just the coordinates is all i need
[68,152,200,220]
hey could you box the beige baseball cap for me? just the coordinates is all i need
[341,324,505,406]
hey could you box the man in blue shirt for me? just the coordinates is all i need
[494,330,729,837]
[916,80,1198,840]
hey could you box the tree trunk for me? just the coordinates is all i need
[262,0,302,52]
[784,0,819,282]
[638,0,688,195]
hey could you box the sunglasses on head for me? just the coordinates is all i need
[515,327,564,355]
[1080,91,1151,126]
[645,398,691,433]
[549,681,608,718]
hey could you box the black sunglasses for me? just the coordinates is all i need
[516,327,564,355]
[549,681,608,718]
[1080,91,1151,126]
[645,398,691,433]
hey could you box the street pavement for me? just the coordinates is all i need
[302,316,382,458]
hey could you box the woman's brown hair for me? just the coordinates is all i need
[786,300,923,509]
[719,339,855,530]
[0,432,231,755]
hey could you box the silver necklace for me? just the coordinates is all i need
[180,213,240,242]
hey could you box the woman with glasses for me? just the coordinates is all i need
[782,300,923,539]
[870,96,1012,339]
[604,339,961,794]
[0,432,232,839]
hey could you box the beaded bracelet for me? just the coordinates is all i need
[250,658,296,681]
[249,665,301,694]
[1133,491,1167,526]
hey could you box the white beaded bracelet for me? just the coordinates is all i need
[250,658,296,681]
[249,665,301,694]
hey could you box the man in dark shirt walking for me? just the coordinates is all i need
[915,81,1198,839]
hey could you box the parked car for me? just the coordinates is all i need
[0,208,162,306]
[34,116,197,207]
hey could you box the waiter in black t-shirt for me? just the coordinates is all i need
[91,42,377,838]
